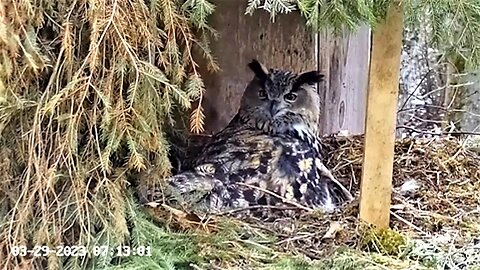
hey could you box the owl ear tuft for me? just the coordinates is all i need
[293,71,324,91]
[248,59,269,82]
[296,71,324,86]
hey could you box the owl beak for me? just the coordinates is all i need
[269,101,280,116]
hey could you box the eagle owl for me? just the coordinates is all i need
[143,59,353,214]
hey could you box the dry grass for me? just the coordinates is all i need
[0,0,217,269]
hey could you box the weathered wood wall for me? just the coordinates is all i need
[199,0,370,136]
[317,26,370,135]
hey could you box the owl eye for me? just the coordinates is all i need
[258,90,267,99]
[284,92,297,102]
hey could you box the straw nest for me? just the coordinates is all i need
[147,134,480,269]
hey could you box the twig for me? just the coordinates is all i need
[390,210,429,236]
[218,205,300,216]
[397,125,480,136]
[276,233,315,245]
[398,70,433,113]
[241,221,287,236]
[236,239,273,250]
[237,183,313,212]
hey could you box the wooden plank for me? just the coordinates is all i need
[359,2,404,228]
[317,26,370,135]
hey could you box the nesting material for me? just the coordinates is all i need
[151,134,480,269]
[320,134,480,233]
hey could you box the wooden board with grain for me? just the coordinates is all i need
[317,26,370,135]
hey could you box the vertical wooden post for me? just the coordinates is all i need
[359,2,404,229]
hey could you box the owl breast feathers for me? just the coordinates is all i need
[143,59,353,214]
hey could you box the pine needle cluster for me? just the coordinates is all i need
[247,0,480,69]
[403,0,480,69]
[0,0,217,268]
[246,0,391,30]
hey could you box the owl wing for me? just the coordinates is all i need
[269,135,353,211]
[144,129,280,213]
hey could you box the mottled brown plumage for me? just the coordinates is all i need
[143,59,353,215]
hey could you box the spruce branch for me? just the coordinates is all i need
[247,0,480,68]
[0,0,218,268]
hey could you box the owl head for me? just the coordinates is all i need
[236,59,324,139]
